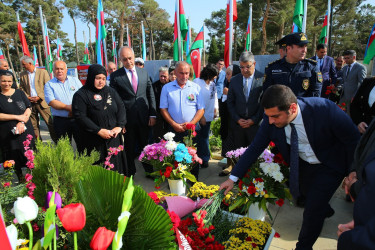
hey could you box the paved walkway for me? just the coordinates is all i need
[39,123,352,249]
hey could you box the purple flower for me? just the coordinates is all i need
[45,191,62,209]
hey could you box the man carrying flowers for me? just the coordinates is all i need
[220,85,360,250]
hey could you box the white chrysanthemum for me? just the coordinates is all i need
[272,171,284,182]
[165,141,177,151]
[164,132,175,141]
[178,163,187,171]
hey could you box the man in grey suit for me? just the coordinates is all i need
[110,46,156,177]
[340,50,367,114]
[223,52,263,175]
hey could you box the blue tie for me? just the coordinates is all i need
[290,123,300,199]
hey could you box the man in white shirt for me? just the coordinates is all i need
[19,55,57,142]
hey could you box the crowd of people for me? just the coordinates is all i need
[1,31,375,249]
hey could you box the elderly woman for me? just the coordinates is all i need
[72,64,128,175]
[0,70,35,181]
[193,64,219,168]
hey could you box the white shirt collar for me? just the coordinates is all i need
[290,104,302,126]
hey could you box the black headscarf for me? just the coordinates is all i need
[232,64,241,77]
[81,64,110,108]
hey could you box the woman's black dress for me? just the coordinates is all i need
[72,86,128,175]
[0,89,35,173]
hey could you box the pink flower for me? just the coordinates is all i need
[13,218,18,224]
[3,182,10,188]
[25,173,33,182]
[26,162,35,169]
[26,134,33,141]
[118,145,124,151]
[26,182,36,191]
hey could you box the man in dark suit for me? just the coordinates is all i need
[337,150,375,249]
[110,46,156,177]
[220,85,360,249]
[310,43,337,98]
[222,51,263,176]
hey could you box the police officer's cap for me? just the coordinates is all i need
[283,32,309,46]
[275,36,287,48]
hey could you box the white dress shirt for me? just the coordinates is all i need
[243,73,254,98]
[369,86,375,107]
[27,69,38,97]
[124,67,138,86]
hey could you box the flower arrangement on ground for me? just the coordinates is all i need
[139,132,202,188]
[188,182,219,199]
[230,145,292,218]
[224,217,272,250]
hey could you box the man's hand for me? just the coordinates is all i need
[122,127,127,134]
[200,116,206,126]
[148,117,156,126]
[219,179,234,195]
[337,220,354,237]
[358,122,368,134]
[29,96,40,103]
[237,118,247,128]
[242,119,255,128]
[342,172,357,201]
[172,122,185,133]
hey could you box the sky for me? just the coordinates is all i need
[62,0,227,45]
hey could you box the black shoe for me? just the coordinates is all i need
[326,206,335,218]
[219,171,230,177]
[296,196,306,208]
[200,162,209,168]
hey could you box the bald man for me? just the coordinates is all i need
[110,46,156,177]
[44,61,82,144]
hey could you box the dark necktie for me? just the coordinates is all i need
[347,64,351,76]
[289,123,300,199]
[320,59,323,71]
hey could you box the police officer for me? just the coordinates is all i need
[264,32,322,97]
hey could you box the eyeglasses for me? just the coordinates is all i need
[239,64,254,70]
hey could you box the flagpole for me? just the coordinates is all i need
[229,0,233,65]
[328,0,333,54]
[203,24,206,66]
[188,17,191,52]
[176,0,182,61]
[38,6,47,65]
[103,38,108,69]
[327,0,331,51]
[249,3,252,52]
[302,0,308,33]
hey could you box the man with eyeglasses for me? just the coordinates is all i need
[339,50,367,114]
[263,32,322,97]
[110,46,156,177]
[226,51,264,172]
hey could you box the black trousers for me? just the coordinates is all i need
[296,159,344,250]
[53,116,81,149]
[124,124,153,176]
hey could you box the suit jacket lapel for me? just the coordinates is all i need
[120,68,135,95]
[298,99,316,150]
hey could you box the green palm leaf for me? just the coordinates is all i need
[76,165,176,249]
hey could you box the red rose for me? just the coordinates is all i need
[205,235,215,244]
[269,141,275,147]
[255,178,264,182]
[90,227,115,250]
[56,203,86,232]
[247,184,256,194]
[276,198,284,207]
[274,232,281,238]
[238,180,243,190]
[186,123,196,131]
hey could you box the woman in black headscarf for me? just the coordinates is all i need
[72,64,128,175]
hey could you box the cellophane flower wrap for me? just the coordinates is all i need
[139,132,202,188]
[230,143,292,218]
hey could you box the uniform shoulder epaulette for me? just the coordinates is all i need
[304,58,317,64]
[266,58,282,67]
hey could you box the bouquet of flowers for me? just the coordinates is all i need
[139,132,202,188]
[225,147,248,165]
[230,146,292,218]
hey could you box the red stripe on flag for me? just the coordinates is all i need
[17,22,30,56]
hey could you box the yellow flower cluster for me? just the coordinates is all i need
[154,190,177,199]
[224,217,272,250]
[188,182,219,199]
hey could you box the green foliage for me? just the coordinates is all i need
[210,118,221,138]
[209,136,222,152]
[76,165,176,249]
[32,137,100,207]
[208,36,221,64]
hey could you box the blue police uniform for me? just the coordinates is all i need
[263,57,322,97]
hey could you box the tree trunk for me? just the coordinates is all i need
[72,15,79,65]
[5,43,16,81]
[278,20,284,40]
[119,11,125,48]
[13,34,22,73]
[37,35,43,67]
[233,25,238,59]
[261,0,270,55]
[311,17,318,56]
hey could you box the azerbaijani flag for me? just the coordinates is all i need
[56,37,62,60]
[319,11,328,44]
[111,30,117,67]
[17,18,30,56]
[96,0,107,66]
[173,0,188,61]
[33,46,39,67]
[364,23,375,64]
[224,0,237,67]
[187,26,204,78]
[83,43,91,64]
[292,0,304,32]
[0,49,4,60]
[185,20,191,57]
[245,14,251,51]
[141,21,146,61]
[43,18,53,73]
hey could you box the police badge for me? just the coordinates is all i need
[302,79,309,90]
[317,72,323,83]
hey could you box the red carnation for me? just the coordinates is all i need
[269,141,275,147]
[255,178,264,182]
[238,180,243,190]
[164,166,173,178]
[205,235,215,244]
[276,198,284,207]
[247,184,256,194]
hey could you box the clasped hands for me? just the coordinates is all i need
[97,127,123,139]
[342,171,357,202]
[28,96,40,103]
[237,118,254,128]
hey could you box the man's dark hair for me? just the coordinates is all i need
[217,59,224,63]
[200,64,218,81]
[168,65,176,74]
[316,43,327,50]
[261,85,297,111]
[343,50,356,57]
